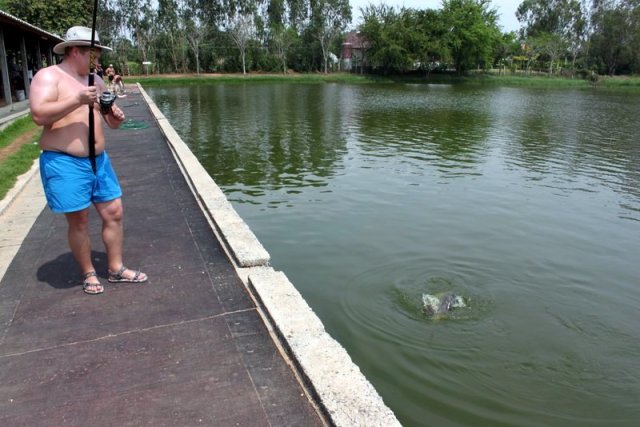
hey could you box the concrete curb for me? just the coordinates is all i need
[139,88,270,268]
[137,84,401,426]
[248,269,401,426]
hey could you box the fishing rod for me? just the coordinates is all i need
[88,0,99,174]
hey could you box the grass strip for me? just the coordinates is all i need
[600,76,640,88]
[129,71,640,90]
[471,74,640,90]
[465,75,592,87]
[0,138,40,201]
[130,72,373,86]
[0,115,38,150]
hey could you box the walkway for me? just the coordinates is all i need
[0,88,324,426]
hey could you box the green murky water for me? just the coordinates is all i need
[148,83,640,426]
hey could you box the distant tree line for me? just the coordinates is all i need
[1,0,638,77]
[361,0,640,77]
[2,0,351,75]
[516,0,640,76]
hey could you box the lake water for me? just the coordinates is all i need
[147,83,640,426]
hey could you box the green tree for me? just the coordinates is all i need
[516,0,587,71]
[270,25,297,73]
[287,0,310,32]
[266,0,286,28]
[226,12,256,74]
[516,39,539,74]
[441,0,501,73]
[311,0,351,73]
[630,0,640,73]
[98,0,121,49]
[6,0,94,35]
[493,31,520,74]
[360,5,451,75]
[104,0,140,74]
[517,0,577,36]
[533,31,567,74]
[178,0,220,73]
[359,4,407,74]
[126,0,157,66]
[589,1,635,75]
[392,8,446,73]
[157,0,187,73]
[265,0,302,73]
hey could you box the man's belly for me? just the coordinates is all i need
[39,119,106,157]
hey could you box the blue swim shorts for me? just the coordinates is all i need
[39,150,122,213]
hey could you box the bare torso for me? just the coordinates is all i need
[38,65,107,157]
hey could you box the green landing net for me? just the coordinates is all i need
[119,119,149,130]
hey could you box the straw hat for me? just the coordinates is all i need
[53,26,112,54]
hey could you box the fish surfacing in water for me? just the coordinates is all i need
[422,292,466,317]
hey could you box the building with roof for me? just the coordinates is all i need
[341,32,371,73]
[0,9,63,112]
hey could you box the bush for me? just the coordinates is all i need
[126,61,141,75]
[587,71,601,84]
[253,52,282,73]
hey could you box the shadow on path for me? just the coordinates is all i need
[36,251,109,289]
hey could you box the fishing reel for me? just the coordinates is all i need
[99,91,116,114]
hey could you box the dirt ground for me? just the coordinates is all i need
[0,128,41,163]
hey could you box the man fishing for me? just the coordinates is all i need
[29,26,147,294]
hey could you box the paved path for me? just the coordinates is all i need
[0,88,324,426]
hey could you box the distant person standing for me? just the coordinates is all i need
[8,56,24,95]
[105,63,124,95]
[29,26,148,294]
[105,63,115,77]
[8,55,20,79]
[105,63,115,89]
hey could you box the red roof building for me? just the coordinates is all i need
[341,32,371,73]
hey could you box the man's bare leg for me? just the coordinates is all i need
[65,208,102,293]
[95,198,147,281]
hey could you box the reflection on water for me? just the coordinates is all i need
[356,102,490,178]
[155,84,348,206]
[148,83,640,426]
[152,84,640,218]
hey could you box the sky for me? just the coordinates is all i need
[349,0,522,33]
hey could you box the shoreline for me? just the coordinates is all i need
[127,71,640,90]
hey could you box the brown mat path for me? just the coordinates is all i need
[0,87,324,426]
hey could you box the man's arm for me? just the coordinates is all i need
[29,68,97,126]
[96,76,125,129]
